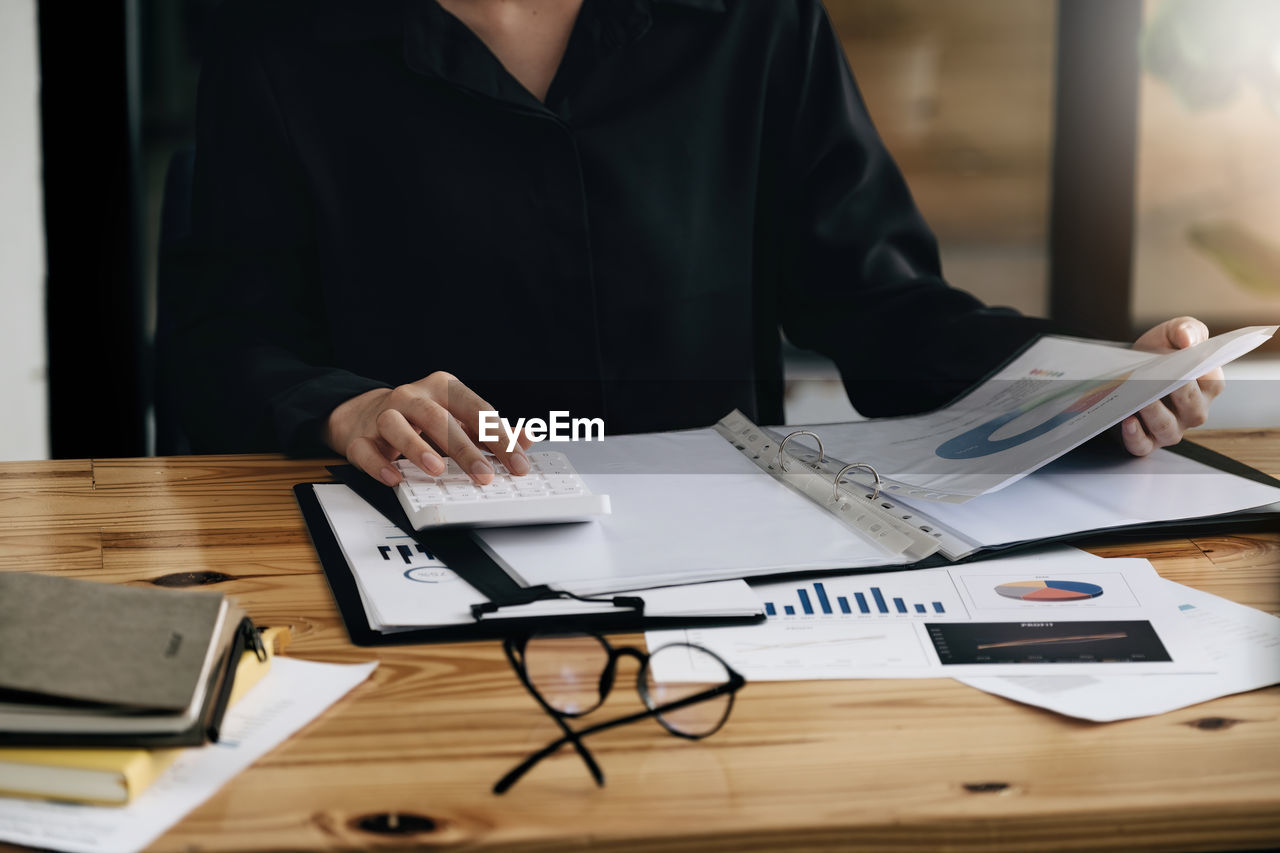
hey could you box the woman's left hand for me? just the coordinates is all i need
[1121,316,1225,456]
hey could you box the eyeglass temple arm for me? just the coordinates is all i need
[493,717,606,794]
[500,640,607,794]
[547,699,607,786]
[492,680,740,794]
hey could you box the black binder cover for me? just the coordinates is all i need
[771,438,1280,583]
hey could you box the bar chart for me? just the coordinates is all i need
[756,574,968,621]
[376,537,436,565]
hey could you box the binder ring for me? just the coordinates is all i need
[833,462,882,502]
[777,430,825,472]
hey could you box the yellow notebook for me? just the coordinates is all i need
[0,627,288,806]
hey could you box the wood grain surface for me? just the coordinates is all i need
[1,431,1277,852]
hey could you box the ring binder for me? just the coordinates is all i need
[715,412,942,563]
[777,430,825,473]
[834,462,882,502]
[779,428,882,501]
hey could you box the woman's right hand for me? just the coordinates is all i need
[322,372,532,486]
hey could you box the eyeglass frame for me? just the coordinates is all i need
[494,632,746,794]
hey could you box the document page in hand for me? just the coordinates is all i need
[801,325,1276,502]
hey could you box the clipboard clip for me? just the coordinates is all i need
[471,591,647,621]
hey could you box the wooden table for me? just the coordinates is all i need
[1,430,1278,852]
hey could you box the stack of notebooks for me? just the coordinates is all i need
[0,573,282,805]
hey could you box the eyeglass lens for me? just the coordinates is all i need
[643,644,734,737]
[524,634,734,736]
[523,634,611,715]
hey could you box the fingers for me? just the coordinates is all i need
[346,434,403,486]
[1138,398,1182,446]
[1123,400,1180,456]
[1165,316,1209,350]
[1197,366,1226,402]
[430,376,533,475]
[1133,315,1210,355]
[439,411,496,485]
[329,373,530,487]
[485,434,532,476]
[1120,416,1154,457]
[1124,375,1215,456]
[1165,381,1209,429]
[393,391,493,485]
[374,407,445,478]
[1125,316,1224,458]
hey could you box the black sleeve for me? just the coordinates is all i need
[776,2,1058,417]
[168,8,386,455]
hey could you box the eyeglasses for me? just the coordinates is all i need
[494,632,746,793]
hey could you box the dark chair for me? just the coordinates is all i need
[153,146,196,456]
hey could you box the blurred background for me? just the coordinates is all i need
[2,0,1278,460]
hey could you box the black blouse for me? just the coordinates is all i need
[172,0,1053,454]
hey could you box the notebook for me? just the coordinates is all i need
[0,574,258,746]
[0,628,287,805]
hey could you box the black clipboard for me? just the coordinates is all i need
[294,466,765,646]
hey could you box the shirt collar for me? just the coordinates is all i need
[315,0,726,42]
[655,0,726,10]
[397,0,724,107]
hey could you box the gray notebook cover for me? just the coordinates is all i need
[0,573,225,711]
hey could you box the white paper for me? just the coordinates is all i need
[957,580,1280,721]
[0,658,377,853]
[312,483,762,627]
[475,429,908,595]
[646,549,1207,679]
[886,444,1280,558]
[801,326,1276,501]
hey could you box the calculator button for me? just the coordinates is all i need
[545,476,580,490]
[409,487,445,501]
[394,452,609,528]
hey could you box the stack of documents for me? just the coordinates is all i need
[956,554,1280,721]
[297,325,1280,721]
[470,327,1280,595]
[310,482,764,635]
[643,547,1280,722]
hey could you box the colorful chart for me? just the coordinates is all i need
[994,579,1104,602]
[934,374,1129,459]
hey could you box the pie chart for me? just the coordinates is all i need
[995,580,1104,602]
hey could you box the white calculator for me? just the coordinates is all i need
[392,451,611,529]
